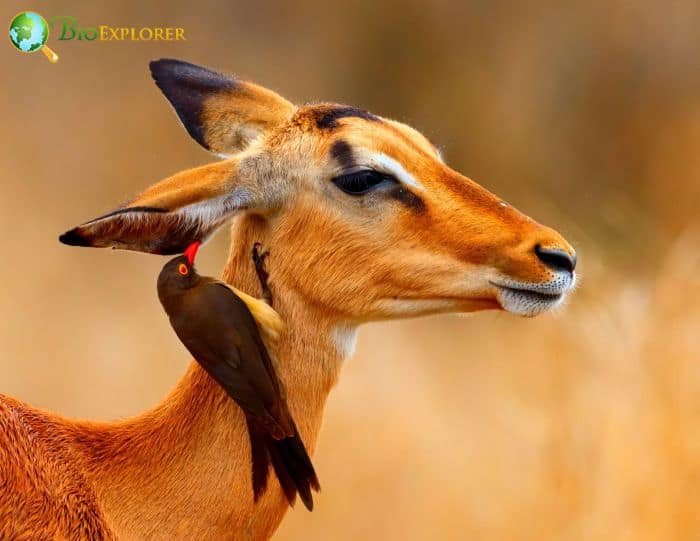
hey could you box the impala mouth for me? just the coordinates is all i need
[490,275,575,317]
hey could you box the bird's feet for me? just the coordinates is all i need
[252,242,272,305]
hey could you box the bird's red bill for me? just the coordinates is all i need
[184,241,201,265]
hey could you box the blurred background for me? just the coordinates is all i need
[2,1,700,539]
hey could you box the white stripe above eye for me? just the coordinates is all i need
[369,153,425,191]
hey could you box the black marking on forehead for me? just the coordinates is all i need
[314,105,380,130]
[330,139,355,169]
[388,186,425,211]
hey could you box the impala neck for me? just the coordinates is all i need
[81,216,350,540]
[222,215,349,435]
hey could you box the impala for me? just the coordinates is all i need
[0,59,576,540]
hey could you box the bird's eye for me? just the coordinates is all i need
[178,263,189,275]
[332,170,396,196]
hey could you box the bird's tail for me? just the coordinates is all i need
[246,415,320,511]
[247,416,272,501]
[268,422,320,511]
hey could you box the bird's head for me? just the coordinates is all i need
[157,241,202,295]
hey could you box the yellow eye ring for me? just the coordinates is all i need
[178,263,189,275]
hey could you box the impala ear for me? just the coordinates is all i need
[59,159,269,254]
[150,59,295,157]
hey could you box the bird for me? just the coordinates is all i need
[157,241,320,510]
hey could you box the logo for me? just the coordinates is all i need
[9,12,187,63]
[51,16,186,42]
[9,11,59,62]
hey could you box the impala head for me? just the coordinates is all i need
[61,59,576,320]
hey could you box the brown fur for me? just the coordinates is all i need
[8,61,575,539]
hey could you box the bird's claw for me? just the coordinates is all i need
[252,242,272,305]
[252,242,270,268]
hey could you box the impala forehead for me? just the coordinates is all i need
[326,114,441,163]
[293,102,439,157]
[384,119,442,162]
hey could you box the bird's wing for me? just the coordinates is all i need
[173,281,293,437]
[214,280,286,342]
[208,282,286,378]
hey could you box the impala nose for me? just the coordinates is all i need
[534,244,576,273]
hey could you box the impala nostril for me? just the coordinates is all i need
[534,244,576,273]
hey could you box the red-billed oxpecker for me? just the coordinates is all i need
[157,241,320,510]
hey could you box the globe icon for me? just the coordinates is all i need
[8,11,58,62]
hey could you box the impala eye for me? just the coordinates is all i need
[178,263,189,275]
[332,170,396,196]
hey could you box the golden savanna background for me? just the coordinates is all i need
[2,1,700,539]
